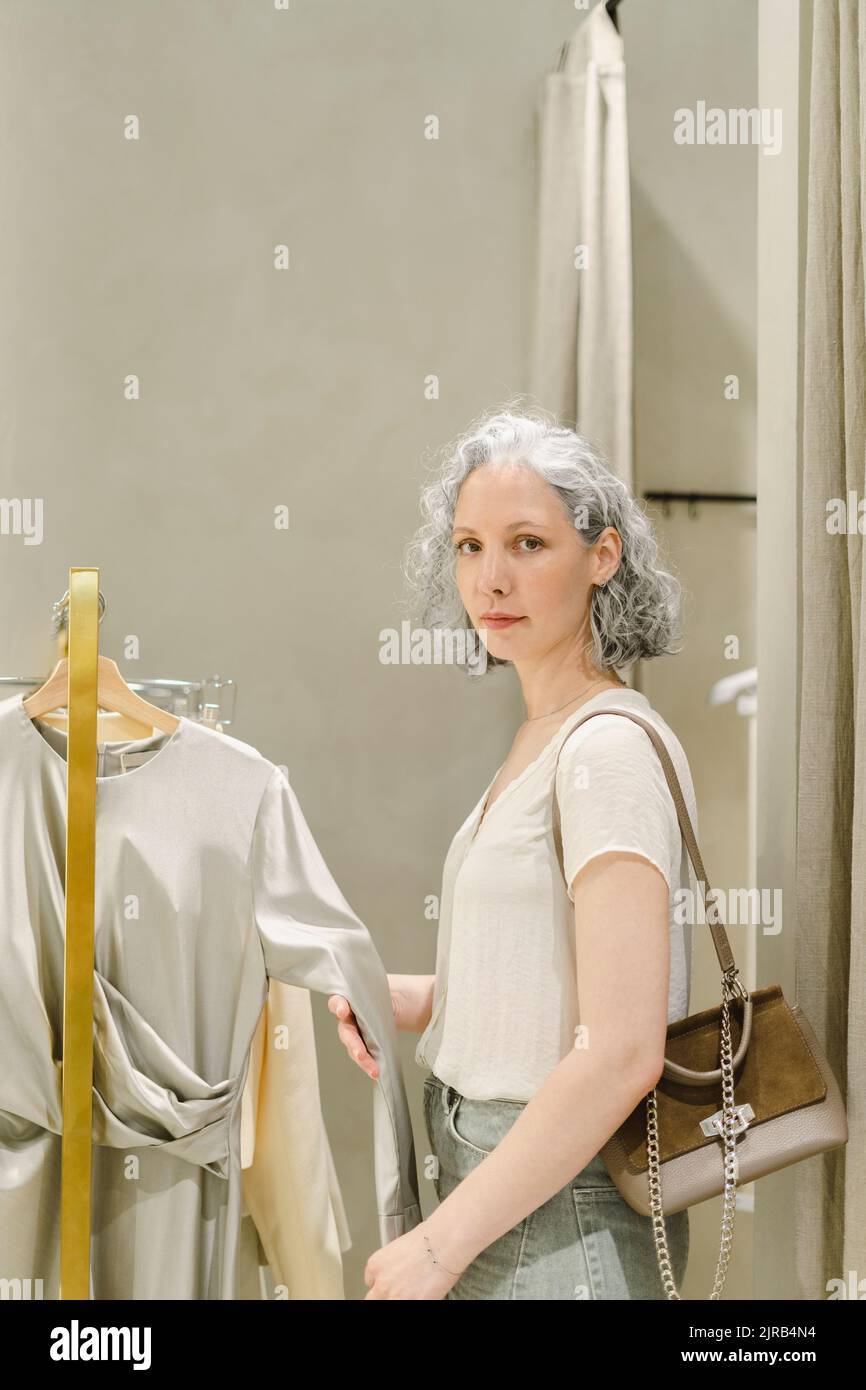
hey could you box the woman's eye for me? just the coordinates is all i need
[453,537,542,554]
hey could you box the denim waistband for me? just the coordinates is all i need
[424,1071,526,1112]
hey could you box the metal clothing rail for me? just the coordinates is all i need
[1,584,238,728]
[642,491,757,503]
[0,673,237,728]
[642,490,757,520]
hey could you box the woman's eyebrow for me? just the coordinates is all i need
[452,520,549,535]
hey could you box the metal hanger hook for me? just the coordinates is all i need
[50,588,106,637]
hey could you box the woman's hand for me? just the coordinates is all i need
[363,1222,463,1300]
[327,994,380,1080]
[327,975,435,1080]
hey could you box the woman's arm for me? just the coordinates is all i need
[329,973,435,1079]
[389,973,436,1032]
[417,851,671,1275]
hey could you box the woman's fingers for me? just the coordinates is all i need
[328,994,353,1026]
[337,1015,369,1060]
[327,995,380,1080]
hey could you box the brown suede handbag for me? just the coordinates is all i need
[552,706,849,1300]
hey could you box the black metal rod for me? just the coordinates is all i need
[642,491,756,504]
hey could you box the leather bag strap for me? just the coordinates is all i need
[552,707,735,972]
[552,706,752,1084]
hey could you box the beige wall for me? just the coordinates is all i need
[0,0,762,1299]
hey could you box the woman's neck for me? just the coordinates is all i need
[517,670,626,723]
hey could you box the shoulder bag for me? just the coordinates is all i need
[551,706,848,1300]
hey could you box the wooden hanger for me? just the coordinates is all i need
[24,655,180,737]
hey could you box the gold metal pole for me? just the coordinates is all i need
[59,567,99,1298]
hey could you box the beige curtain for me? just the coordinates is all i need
[796,0,865,1297]
[529,0,633,485]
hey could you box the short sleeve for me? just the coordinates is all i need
[554,716,680,905]
[250,765,421,1242]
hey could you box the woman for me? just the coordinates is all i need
[329,404,695,1300]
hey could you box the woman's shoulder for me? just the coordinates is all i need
[553,688,671,748]
[553,690,696,807]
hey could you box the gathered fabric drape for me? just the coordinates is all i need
[530,0,633,484]
[796,0,866,1298]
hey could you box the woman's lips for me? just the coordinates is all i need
[479,615,525,630]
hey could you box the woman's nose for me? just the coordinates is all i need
[478,551,511,595]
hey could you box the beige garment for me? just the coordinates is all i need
[239,979,352,1300]
[0,698,422,1299]
[530,0,633,482]
[10,710,354,1299]
[202,706,351,1301]
[794,0,865,1298]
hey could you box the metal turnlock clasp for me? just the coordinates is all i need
[700,1102,755,1138]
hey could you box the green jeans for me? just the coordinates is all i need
[422,1072,689,1300]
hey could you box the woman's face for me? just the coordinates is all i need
[451,462,621,666]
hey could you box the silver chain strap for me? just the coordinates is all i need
[646,973,742,1300]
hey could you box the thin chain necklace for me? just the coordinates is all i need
[475,676,626,832]
[521,676,622,725]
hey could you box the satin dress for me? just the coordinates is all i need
[0,693,420,1299]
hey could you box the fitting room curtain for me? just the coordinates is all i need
[529,0,633,486]
[796,0,866,1297]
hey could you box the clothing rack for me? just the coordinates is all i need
[19,577,241,1296]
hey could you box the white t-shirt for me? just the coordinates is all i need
[414,688,698,1102]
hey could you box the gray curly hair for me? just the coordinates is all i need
[400,399,683,676]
